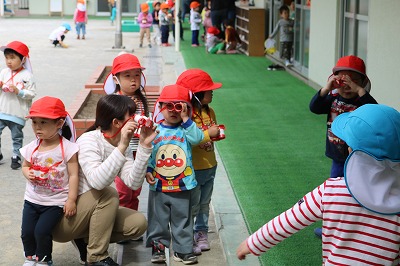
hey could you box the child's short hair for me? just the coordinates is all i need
[279,5,290,14]
[4,49,23,61]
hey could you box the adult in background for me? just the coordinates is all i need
[210,0,228,32]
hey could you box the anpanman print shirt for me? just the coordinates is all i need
[147,119,203,192]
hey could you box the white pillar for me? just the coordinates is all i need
[113,0,124,49]
[175,0,180,52]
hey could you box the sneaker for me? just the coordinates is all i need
[192,241,201,256]
[139,43,143,48]
[11,155,21,170]
[151,240,166,263]
[195,231,210,251]
[148,44,152,48]
[72,238,87,264]
[23,257,36,266]
[285,60,293,67]
[0,153,4,164]
[77,35,80,39]
[85,257,118,266]
[173,252,197,265]
[161,43,171,47]
[36,261,53,265]
[267,64,276,71]
[82,35,85,40]
[314,227,322,238]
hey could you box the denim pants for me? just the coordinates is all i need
[21,200,63,262]
[0,119,24,157]
[76,22,86,36]
[191,165,217,232]
[191,29,199,45]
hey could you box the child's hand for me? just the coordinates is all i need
[139,125,158,148]
[320,75,337,96]
[236,239,251,260]
[179,102,189,122]
[341,75,366,97]
[146,172,156,185]
[64,199,77,218]
[208,124,220,138]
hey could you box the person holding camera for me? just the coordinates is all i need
[145,84,204,264]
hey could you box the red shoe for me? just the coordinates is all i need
[162,43,171,47]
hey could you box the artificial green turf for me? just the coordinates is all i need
[179,25,331,265]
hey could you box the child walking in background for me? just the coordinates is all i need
[146,84,204,264]
[0,41,36,170]
[159,3,172,46]
[138,3,153,48]
[152,1,161,46]
[201,0,212,42]
[309,55,377,237]
[237,104,400,265]
[49,23,71,48]
[268,5,294,66]
[20,96,79,265]
[176,69,223,255]
[205,26,225,54]
[103,53,150,218]
[73,0,88,40]
[189,1,202,47]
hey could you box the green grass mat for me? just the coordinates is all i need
[179,25,331,265]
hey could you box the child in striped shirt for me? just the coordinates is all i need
[237,104,400,265]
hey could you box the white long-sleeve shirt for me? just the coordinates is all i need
[77,129,152,194]
[247,177,400,265]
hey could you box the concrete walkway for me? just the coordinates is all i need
[0,18,260,266]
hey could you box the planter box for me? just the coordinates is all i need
[69,66,161,138]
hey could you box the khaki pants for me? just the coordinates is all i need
[53,187,147,262]
[140,27,151,45]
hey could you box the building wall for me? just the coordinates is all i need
[367,0,400,110]
[29,0,96,16]
[308,0,400,110]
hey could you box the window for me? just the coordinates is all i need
[341,0,369,60]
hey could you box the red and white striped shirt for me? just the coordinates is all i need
[247,177,400,265]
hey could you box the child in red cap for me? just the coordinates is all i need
[189,1,202,47]
[309,55,378,237]
[0,40,36,170]
[73,0,88,40]
[205,26,225,54]
[103,53,150,218]
[20,96,78,265]
[159,3,173,46]
[176,68,224,255]
[145,84,204,264]
[138,2,153,48]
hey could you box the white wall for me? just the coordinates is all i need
[308,0,339,90]
[367,0,400,110]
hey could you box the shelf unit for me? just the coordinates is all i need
[236,5,265,56]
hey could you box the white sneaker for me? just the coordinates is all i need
[285,60,293,67]
[23,258,36,266]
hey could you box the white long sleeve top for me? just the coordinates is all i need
[247,177,400,265]
[77,129,152,195]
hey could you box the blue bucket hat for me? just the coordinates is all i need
[62,22,71,31]
[332,104,400,215]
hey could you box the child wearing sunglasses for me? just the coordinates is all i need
[176,69,223,255]
[145,84,204,265]
[103,52,150,219]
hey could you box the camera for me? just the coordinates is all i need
[133,114,153,128]
[333,79,345,88]
[211,124,226,141]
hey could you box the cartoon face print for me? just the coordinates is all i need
[155,144,187,177]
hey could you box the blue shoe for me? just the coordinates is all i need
[314,227,322,238]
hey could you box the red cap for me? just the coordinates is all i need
[160,3,169,9]
[0,41,29,57]
[332,55,366,77]
[190,1,200,9]
[153,84,193,123]
[141,3,149,12]
[207,27,220,36]
[27,96,68,119]
[176,69,222,93]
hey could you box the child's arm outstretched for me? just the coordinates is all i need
[64,154,79,217]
